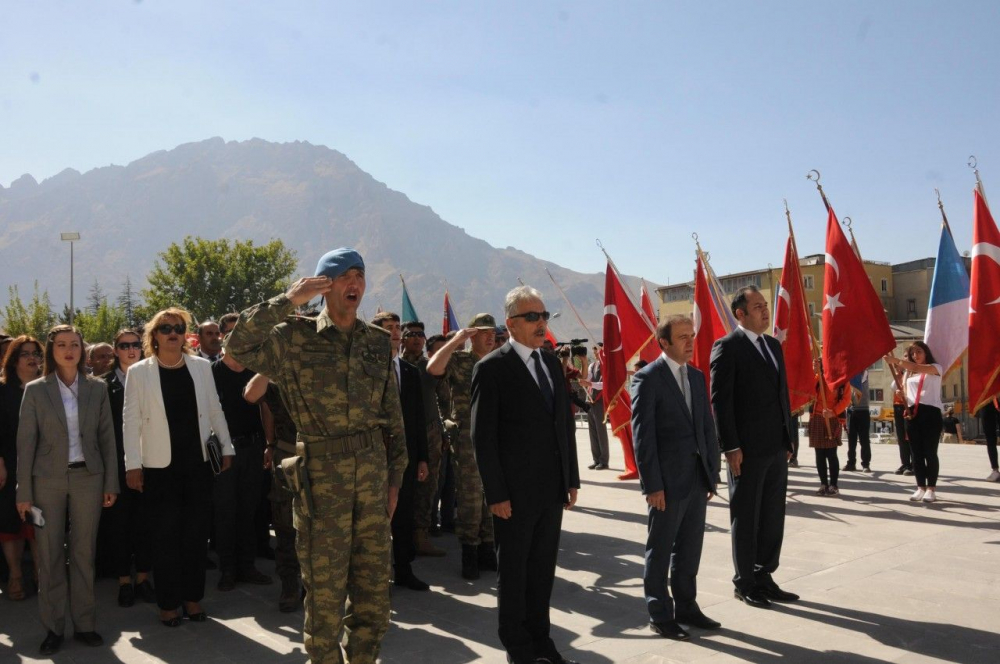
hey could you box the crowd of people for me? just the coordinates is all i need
[0,248,998,663]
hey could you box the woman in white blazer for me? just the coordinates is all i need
[122,307,234,627]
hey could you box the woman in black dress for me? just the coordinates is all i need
[0,336,42,601]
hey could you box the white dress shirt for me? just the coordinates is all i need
[58,374,86,463]
[509,337,554,392]
[660,352,691,412]
[739,325,778,369]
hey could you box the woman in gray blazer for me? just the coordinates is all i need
[16,325,118,657]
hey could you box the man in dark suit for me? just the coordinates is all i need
[373,312,431,591]
[631,315,720,640]
[710,286,799,609]
[472,285,581,664]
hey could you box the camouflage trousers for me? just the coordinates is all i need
[452,428,493,546]
[293,443,391,664]
[413,422,444,532]
[269,447,300,581]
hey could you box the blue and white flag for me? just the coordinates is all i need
[925,222,970,376]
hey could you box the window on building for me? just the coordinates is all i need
[803,275,814,290]
[808,302,815,316]
[907,299,917,318]
[881,278,889,293]
[869,388,884,402]
[869,359,883,371]
[953,385,958,397]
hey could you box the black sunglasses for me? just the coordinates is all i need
[19,350,43,359]
[404,331,426,338]
[156,323,187,335]
[509,311,550,323]
[116,341,142,350]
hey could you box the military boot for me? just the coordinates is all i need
[477,542,498,572]
[415,530,446,557]
[461,545,480,580]
[278,576,301,613]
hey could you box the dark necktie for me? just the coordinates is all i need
[757,337,777,373]
[531,350,554,411]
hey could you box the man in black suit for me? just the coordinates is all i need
[373,312,431,591]
[472,285,581,664]
[632,315,720,640]
[710,286,799,609]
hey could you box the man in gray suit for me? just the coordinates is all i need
[631,315,720,640]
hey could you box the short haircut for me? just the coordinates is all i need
[218,312,240,331]
[144,308,194,357]
[656,314,694,344]
[634,359,648,370]
[371,311,401,328]
[426,334,446,348]
[405,321,425,331]
[1,335,41,385]
[731,285,760,317]
[88,342,113,358]
[197,319,219,335]
[44,325,88,376]
[504,285,544,318]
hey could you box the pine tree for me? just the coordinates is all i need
[117,275,140,328]
[87,280,105,314]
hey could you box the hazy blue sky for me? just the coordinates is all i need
[3,1,999,287]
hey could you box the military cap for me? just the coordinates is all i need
[468,313,496,330]
[315,247,365,279]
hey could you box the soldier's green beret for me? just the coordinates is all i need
[315,248,365,279]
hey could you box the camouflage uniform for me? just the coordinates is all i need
[442,350,493,547]
[264,384,301,592]
[227,295,407,664]
[402,351,446,537]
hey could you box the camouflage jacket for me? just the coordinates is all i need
[402,351,444,435]
[226,294,407,488]
[442,350,479,431]
[264,383,298,447]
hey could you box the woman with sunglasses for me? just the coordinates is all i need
[16,325,118,656]
[96,329,155,607]
[122,308,233,626]
[0,336,43,601]
[884,341,943,503]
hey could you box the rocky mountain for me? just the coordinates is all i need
[0,138,651,341]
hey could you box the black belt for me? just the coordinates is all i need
[68,461,86,469]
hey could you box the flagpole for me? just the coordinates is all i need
[692,234,735,334]
[806,169,832,212]
[935,188,952,232]
[545,268,598,341]
[596,240,656,332]
[970,155,989,205]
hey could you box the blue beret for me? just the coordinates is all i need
[314,248,365,279]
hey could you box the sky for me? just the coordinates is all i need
[3,1,1000,288]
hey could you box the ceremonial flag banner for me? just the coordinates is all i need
[639,281,661,363]
[969,189,1000,413]
[692,254,727,393]
[443,291,460,334]
[602,263,649,480]
[820,208,896,387]
[925,221,970,378]
[401,276,419,323]
[773,234,815,413]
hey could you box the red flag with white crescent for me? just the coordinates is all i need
[692,254,727,394]
[639,281,660,363]
[820,207,896,388]
[969,188,1000,413]
[602,264,644,480]
[773,234,815,413]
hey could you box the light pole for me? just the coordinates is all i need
[61,232,80,326]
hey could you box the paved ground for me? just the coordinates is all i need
[2,431,999,663]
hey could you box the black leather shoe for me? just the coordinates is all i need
[676,609,721,630]
[758,582,800,602]
[587,463,598,470]
[842,463,857,472]
[594,463,609,470]
[39,631,62,656]
[649,620,690,640]
[478,542,498,571]
[136,578,157,603]
[461,545,480,580]
[535,657,581,664]
[73,631,104,647]
[118,582,135,607]
[394,573,431,591]
[733,587,771,608]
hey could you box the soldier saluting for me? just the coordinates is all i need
[226,248,407,664]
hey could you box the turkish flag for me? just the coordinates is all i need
[821,207,896,388]
[773,234,815,413]
[692,255,727,394]
[639,282,660,363]
[969,188,1000,414]
[602,264,649,480]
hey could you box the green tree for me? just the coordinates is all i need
[87,279,106,314]
[141,237,298,321]
[117,274,141,328]
[59,304,83,325]
[74,299,128,345]
[2,283,57,340]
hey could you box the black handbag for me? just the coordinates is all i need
[206,433,224,475]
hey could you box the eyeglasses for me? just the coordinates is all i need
[155,323,187,335]
[116,341,142,351]
[19,350,43,359]
[509,311,550,322]
[404,331,426,338]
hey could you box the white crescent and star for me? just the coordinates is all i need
[603,304,623,352]
[972,242,1000,306]
[824,292,845,316]
[825,252,840,280]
